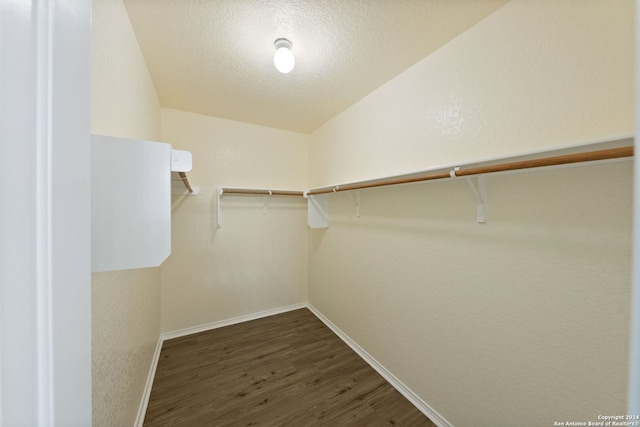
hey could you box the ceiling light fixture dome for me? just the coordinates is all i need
[273,38,295,74]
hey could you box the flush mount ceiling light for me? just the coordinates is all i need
[273,38,295,74]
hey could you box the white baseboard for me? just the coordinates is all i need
[134,336,163,427]
[306,303,453,427]
[161,302,307,341]
[135,302,307,425]
[135,302,451,427]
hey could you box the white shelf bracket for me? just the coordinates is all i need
[171,151,199,195]
[347,190,361,217]
[262,190,272,215]
[216,186,223,228]
[305,192,329,229]
[464,175,486,223]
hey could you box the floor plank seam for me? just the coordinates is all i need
[140,304,447,427]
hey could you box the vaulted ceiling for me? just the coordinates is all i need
[123,0,509,133]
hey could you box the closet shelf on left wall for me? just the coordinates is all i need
[219,187,304,196]
[216,187,305,228]
[92,135,195,272]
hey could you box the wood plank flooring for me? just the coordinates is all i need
[143,308,435,426]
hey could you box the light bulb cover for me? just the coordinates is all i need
[274,38,295,73]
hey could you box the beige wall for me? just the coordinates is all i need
[160,108,309,333]
[308,1,633,426]
[90,0,633,425]
[92,0,161,142]
[310,0,633,187]
[91,0,162,425]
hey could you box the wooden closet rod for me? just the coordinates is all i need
[220,188,304,197]
[306,146,633,196]
[178,172,193,193]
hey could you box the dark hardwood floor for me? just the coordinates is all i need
[143,308,436,426]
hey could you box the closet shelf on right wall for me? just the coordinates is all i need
[304,135,634,228]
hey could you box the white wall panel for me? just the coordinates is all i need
[92,135,171,272]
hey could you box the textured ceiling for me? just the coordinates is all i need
[123,0,509,133]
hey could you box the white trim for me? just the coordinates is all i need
[161,303,307,341]
[35,0,54,420]
[307,304,453,427]
[136,302,307,423]
[0,0,91,424]
[136,302,449,427]
[135,338,164,427]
